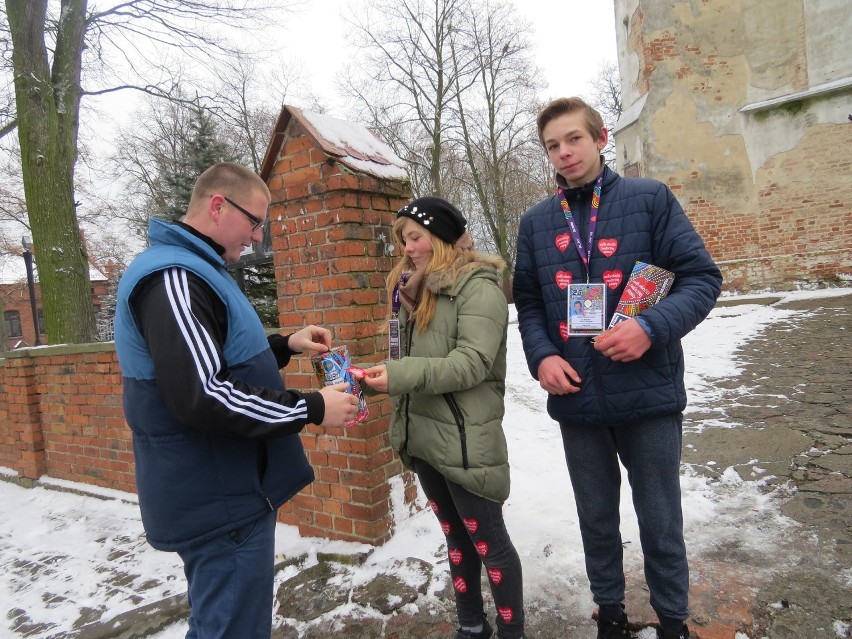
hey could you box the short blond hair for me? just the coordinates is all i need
[190,162,270,206]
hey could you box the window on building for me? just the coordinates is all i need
[37,308,46,334]
[4,310,22,337]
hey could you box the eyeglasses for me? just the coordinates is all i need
[222,196,265,232]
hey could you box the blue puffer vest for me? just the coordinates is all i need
[114,220,313,551]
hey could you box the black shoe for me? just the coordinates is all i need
[597,614,630,639]
[454,617,493,639]
[657,625,689,639]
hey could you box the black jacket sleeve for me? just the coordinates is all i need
[267,333,295,369]
[130,268,325,437]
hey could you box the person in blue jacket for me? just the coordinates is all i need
[114,162,359,639]
[513,98,722,639]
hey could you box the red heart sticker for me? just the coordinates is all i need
[463,518,478,534]
[453,576,467,593]
[440,521,451,536]
[602,270,623,289]
[559,322,569,341]
[598,238,618,257]
[487,567,503,585]
[475,541,489,557]
[555,233,572,251]
[498,607,514,623]
[449,548,462,565]
[623,277,658,303]
[555,271,573,289]
[427,500,438,512]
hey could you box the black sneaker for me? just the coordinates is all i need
[454,617,493,639]
[657,625,690,639]
[597,614,630,639]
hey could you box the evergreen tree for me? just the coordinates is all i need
[155,104,237,221]
[240,261,278,328]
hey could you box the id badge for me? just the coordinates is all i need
[568,283,606,336]
[388,317,402,360]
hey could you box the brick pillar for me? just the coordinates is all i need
[0,352,45,480]
[264,115,417,545]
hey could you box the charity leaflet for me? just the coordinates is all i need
[607,261,675,329]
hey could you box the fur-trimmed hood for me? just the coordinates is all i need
[425,250,507,296]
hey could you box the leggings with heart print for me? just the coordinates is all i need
[414,458,525,639]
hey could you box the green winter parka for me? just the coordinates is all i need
[386,250,510,503]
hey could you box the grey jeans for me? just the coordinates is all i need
[559,413,689,623]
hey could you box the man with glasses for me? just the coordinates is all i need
[223,194,265,232]
[115,162,358,638]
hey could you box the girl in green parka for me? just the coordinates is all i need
[362,197,528,639]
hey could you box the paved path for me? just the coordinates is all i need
[677,292,851,639]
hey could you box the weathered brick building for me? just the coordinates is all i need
[612,0,851,291]
[0,253,111,350]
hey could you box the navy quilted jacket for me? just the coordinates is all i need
[513,166,722,426]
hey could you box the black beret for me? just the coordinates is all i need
[396,196,467,244]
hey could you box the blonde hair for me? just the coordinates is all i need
[387,216,466,333]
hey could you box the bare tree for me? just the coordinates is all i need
[344,0,548,274]
[110,88,251,237]
[344,0,477,197]
[587,59,622,168]
[1,0,290,344]
[447,1,542,273]
[206,52,300,173]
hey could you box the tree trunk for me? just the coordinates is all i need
[6,0,97,344]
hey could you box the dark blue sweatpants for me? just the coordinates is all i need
[177,509,278,639]
[559,413,689,624]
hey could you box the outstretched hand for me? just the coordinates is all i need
[360,364,389,394]
[288,325,332,354]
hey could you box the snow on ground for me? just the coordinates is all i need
[1,287,849,638]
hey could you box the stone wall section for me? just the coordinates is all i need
[613,0,852,291]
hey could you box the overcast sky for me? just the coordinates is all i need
[278,0,619,112]
[70,0,618,233]
[85,0,618,137]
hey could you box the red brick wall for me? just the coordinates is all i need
[664,125,852,292]
[264,118,415,545]
[0,344,131,491]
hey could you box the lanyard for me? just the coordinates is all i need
[391,272,411,315]
[558,175,603,281]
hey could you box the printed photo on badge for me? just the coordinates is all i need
[568,283,606,335]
